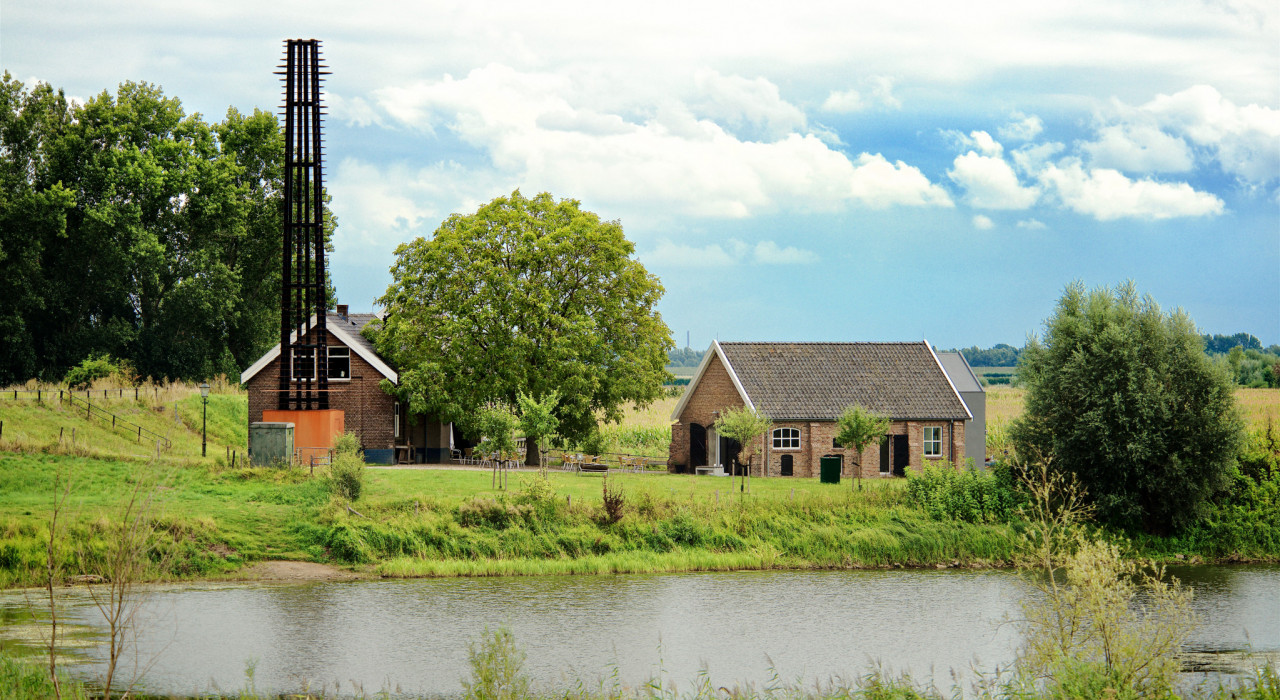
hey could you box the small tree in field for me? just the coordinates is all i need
[834,405,890,490]
[516,391,559,471]
[714,407,772,493]
[476,407,518,490]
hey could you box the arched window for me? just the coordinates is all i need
[780,454,793,476]
[772,427,800,449]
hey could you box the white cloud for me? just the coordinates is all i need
[754,240,818,264]
[972,214,995,230]
[643,240,743,267]
[371,64,952,218]
[999,112,1044,142]
[690,69,807,140]
[642,238,815,267]
[948,148,1040,210]
[1037,159,1225,220]
[821,76,900,113]
[1140,85,1280,182]
[1080,124,1194,173]
[1016,218,1048,230]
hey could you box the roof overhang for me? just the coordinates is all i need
[925,339,973,420]
[239,314,399,385]
[669,340,755,422]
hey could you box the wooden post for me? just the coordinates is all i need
[0,420,4,442]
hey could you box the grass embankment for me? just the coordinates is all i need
[0,454,1018,588]
[0,380,247,462]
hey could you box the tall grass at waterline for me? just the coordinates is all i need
[0,454,326,588]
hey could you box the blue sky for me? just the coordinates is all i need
[5,0,1278,348]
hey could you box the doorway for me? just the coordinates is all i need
[719,435,743,475]
[689,423,707,470]
[892,435,909,477]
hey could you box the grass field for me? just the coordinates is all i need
[983,386,1279,428]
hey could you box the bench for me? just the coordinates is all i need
[578,461,609,475]
[695,466,725,476]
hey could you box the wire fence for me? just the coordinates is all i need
[0,388,173,450]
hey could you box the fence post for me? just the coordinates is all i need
[37,389,40,403]
[1,420,4,442]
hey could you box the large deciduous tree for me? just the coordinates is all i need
[0,73,303,384]
[1010,281,1244,533]
[373,191,672,459]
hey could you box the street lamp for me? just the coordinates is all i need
[199,382,210,457]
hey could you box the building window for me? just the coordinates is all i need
[291,347,315,380]
[923,426,942,457]
[394,402,401,439]
[772,427,800,449]
[780,454,793,476]
[328,347,350,379]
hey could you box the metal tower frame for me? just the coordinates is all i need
[277,39,330,410]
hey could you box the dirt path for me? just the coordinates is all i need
[238,560,364,582]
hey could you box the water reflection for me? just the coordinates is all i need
[0,565,1274,697]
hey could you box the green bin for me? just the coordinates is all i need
[819,456,841,484]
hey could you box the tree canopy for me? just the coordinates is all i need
[0,74,313,385]
[834,405,890,488]
[373,190,672,445]
[1011,281,1245,533]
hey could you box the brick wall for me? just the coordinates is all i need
[667,353,746,471]
[246,332,397,450]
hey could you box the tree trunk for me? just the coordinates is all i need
[525,438,540,467]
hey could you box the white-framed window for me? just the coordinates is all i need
[328,347,351,380]
[291,346,352,381]
[923,426,942,457]
[772,427,801,449]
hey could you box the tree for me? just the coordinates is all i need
[714,406,772,493]
[516,391,560,470]
[834,405,890,490]
[0,74,319,385]
[373,190,672,449]
[1011,281,1245,532]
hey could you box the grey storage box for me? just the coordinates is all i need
[249,422,295,466]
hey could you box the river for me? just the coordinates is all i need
[1,565,1276,697]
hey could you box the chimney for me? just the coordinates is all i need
[336,304,348,319]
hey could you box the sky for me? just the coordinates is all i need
[4,0,1278,349]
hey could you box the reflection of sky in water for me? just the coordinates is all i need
[0,566,1274,697]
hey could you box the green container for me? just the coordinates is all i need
[249,421,294,466]
[819,456,842,484]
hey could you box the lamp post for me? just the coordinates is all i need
[199,382,210,457]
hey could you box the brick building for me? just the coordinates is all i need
[668,341,974,478]
[240,306,456,464]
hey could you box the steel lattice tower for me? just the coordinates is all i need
[277,39,330,410]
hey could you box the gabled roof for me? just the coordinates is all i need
[935,352,985,394]
[673,340,970,421]
[239,313,397,385]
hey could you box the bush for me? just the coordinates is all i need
[906,462,1019,523]
[463,628,530,700]
[329,454,365,501]
[600,476,625,524]
[63,353,133,389]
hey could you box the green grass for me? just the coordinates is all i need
[0,384,247,462]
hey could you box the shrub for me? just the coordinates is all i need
[906,462,1019,523]
[328,453,365,501]
[457,497,531,529]
[600,475,625,524]
[463,628,530,700]
[63,353,133,389]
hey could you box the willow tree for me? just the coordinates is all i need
[373,191,672,463]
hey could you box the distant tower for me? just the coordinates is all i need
[277,39,330,410]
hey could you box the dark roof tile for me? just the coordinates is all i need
[718,341,968,420]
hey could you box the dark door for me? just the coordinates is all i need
[780,454,793,477]
[892,435,909,477]
[819,455,842,484]
[689,423,707,470]
[879,437,891,475]
[720,435,742,475]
